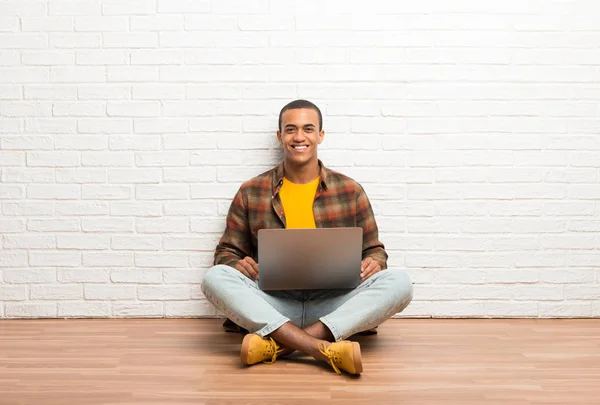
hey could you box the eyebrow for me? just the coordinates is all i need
[285,124,315,129]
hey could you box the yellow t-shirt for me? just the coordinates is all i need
[279,177,319,228]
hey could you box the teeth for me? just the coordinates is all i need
[293,145,307,149]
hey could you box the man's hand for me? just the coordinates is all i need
[234,256,259,281]
[360,257,382,281]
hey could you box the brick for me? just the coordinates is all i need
[5,303,57,318]
[131,15,183,31]
[110,202,161,217]
[78,85,129,100]
[111,235,161,251]
[112,302,163,317]
[165,300,215,317]
[108,66,158,82]
[2,168,53,183]
[539,302,593,318]
[164,269,205,284]
[135,151,190,167]
[24,85,76,100]
[136,218,188,233]
[82,218,133,232]
[567,253,600,267]
[57,235,110,250]
[4,235,56,249]
[83,253,134,267]
[30,284,83,300]
[158,0,210,13]
[485,301,539,317]
[103,33,157,48]
[51,67,105,83]
[58,268,110,283]
[569,221,600,232]
[27,184,80,200]
[109,135,161,151]
[136,184,188,200]
[0,151,25,166]
[27,151,79,167]
[134,118,188,134]
[76,50,127,65]
[0,85,21,99]
[74,17,128,32]
[3,269,56,284]
[102,0,155,15]
[163,168,216,182]
[82,152,134,167]
[0,33,47,49]
[82,185,133,200]
[56,168,107,183]
[190,184,245,200]
[49,0,101,15]
[49,33,102,48]
[185,217,222,234]
[163,135,218,150]
[58,302,111,317]
[0,17,19,32]
[138,285,190,300]
[85,285,136,300]
[107,102,160,117]
[78,119,132,134]
[22,17,73,32]
[1,101,52,117]
[164,201,218,216]
[131,50,182,65]
[460,253,514,268]
[132,84,185,100]
[55,202,109,216]
[135,253,188,268]
[0,285,28,301]
[163,235,217,251]
[108,168,161,184]
[30,251,81,267]
[111,269,162,283]
[3,203,52,216]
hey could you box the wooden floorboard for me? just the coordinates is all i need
[1,319,599,405]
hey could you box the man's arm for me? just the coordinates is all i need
[214,187,253,267]
[356,184,388,270]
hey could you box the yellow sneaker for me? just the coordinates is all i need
[240,333,283,365]
[318,340,363,375]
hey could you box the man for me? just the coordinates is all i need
[202,100,413,375]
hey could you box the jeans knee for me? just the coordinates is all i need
[385,270,414,308]
[201,264,235,297]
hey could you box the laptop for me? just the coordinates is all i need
[257,227,363,291]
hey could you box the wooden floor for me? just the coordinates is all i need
[1,319,599,405]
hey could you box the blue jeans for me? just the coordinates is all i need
[201,264,414,342]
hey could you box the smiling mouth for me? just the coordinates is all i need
[291,145,308,150]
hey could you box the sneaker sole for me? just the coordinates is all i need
[240,333,254,365]
[352,341,363,374]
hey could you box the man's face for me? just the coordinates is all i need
[277,108,324,166]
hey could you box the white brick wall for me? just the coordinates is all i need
[1,0,600,319]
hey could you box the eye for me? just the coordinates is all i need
[286,128,295,133]
[305,127,314,133]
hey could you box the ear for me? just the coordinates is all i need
[318,130,325,144]
[276,130,282,145]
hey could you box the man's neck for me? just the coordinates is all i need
[283,159,320,184]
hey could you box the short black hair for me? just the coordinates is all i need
[278,99,323,132]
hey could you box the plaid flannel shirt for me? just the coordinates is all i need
[214,160,388,269]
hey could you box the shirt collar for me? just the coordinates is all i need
[272,159,328,195]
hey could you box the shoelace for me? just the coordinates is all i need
[263,337,283,364]
[318,342,342,374]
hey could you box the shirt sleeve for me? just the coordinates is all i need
[356,184,388,269]
[213,187,253,267]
